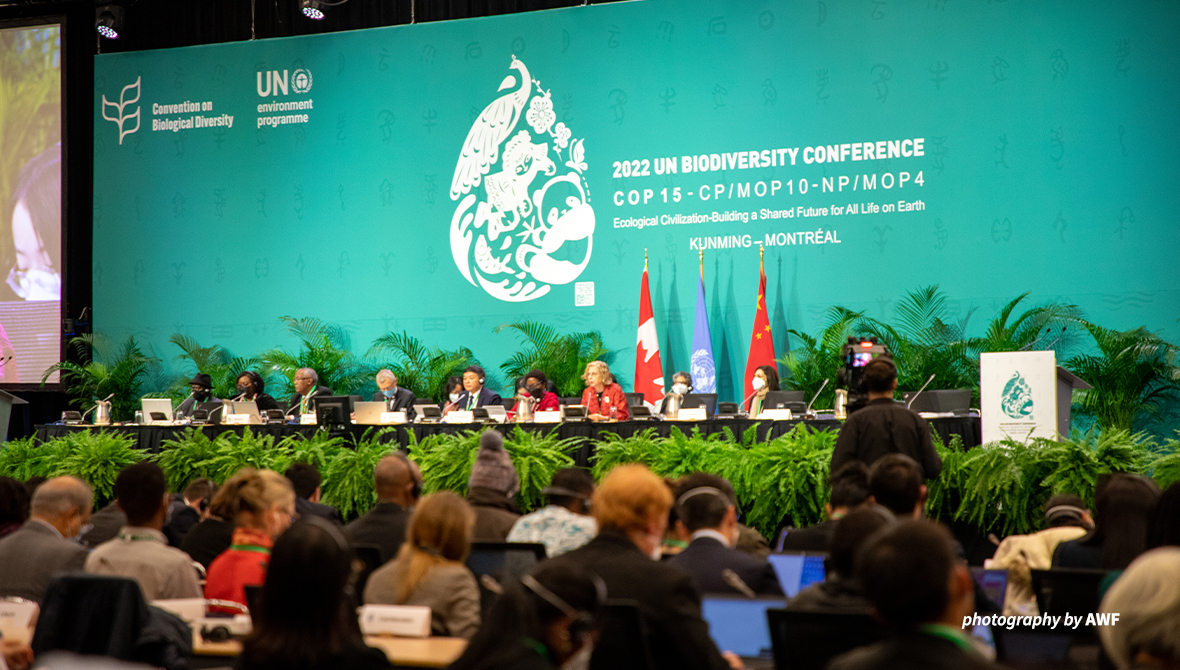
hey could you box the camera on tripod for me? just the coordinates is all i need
[835,336,892,417]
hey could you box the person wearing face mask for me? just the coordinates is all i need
[2,144,61,302]
[448,562,606,670]
[667,473,782,597]
[0,476,92,604]
[658,371,693,416]
[745,365,780,417]
[174,373,220,419]
[370,368,417,420]
[546,464,744,670]
[510,369,561,420]
[235,370,280,411]
[441,375,464,413]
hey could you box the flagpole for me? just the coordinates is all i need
[644,248,648,272]
[699,249,704,279]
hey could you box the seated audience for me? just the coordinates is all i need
[1148,481,1180,549]
[0,476,91,603]
[363,491,481,639]
[85,462,202,600]
[448,562,605,670]
[668,473,782,596]
[467,431,521,542]
[181,480,238,569]
[868,453,926,519]
[441,375,464,413]
[509,369,560,420]
[547,464,741,670]
[828,520,998,670]
[372,368,417,420]
[735,523,772,559]
[0,475,30,538]
[1098,547,1180,670]
[580,361,629,422]
[344,453,422,563]
[236,370,280,411]
[205,468,296,607]
[507,467,597,557]
[787,507,893,612]
[78,499,126,548]
[164,477,216,546]
[1053,473,1161,570]
[781,462,872,551]
[286,367,333,416]
[238,516,392,670]
[455,365,503,410]
[174,373,219,418]
[987,493,1091,615]
[285,462,343,524]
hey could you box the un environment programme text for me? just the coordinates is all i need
[149,99,315,132]
[610,136,927,250]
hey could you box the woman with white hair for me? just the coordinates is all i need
[1098,547,1180,669]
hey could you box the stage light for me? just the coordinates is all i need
[95,4,125,39]
[300,0,325,20]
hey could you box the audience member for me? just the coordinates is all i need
[830,357,942,479]
[237,517,392,670]
[987,493,1091,615]
[174,373,219,418]
[163,477,216,546]
[1098,547,1180,670]
[734,524,772,559]
[547,464,741,670]
[1147,481,1180,549]
[507,467,597,557]
[580,361,629,422]
[23,476,46,499]
[449,562,605,670]
[85,462,202,600]
[285,462,343,524]
[363,491,480,639]
[344,453,422,563]
[787,507,893,612]
[1053,473,1161,570]
[77,500,126,548]
[867,454,926,519]
[236,370,280,411]
[828,520,997,670]
[467,431,521,542]
[441,375,464,413]
[668,473,781,596]
[0,476,91,603]
[780,462,872,551]
[181,480,238,569]
[205,468,296,608]
[0,476,30,538]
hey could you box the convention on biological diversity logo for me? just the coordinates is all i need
[449,57,595,302]
[1001,371,1034,419]
[100,76,141,144]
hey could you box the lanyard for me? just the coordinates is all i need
[230,543,271,556]
[467,392,477,410]
[300,386,316,413]
[918,624,977,655]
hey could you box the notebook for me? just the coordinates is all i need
[767,552,827,597]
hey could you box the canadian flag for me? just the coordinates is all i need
[635,262,665,407]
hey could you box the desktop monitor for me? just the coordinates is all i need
[310,395,357,425]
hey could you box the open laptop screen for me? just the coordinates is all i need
[701,596,785,660]
[767,552,827,597]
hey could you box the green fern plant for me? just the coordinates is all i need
[412,429,486,499]
[740,425,836,538]
[50,431,141,506]
[281,430,347,474]
[1036,427,1153,509]
[590,428,662,481]
[648,426,733,481]
[321,428,399,519]
[1148,432,1180,490]
[503,426,577,512]
[151,428,230,493]
[41,335,160,420]
[925,432,967,521]
[0,437,45,481]
[207,427,290,482]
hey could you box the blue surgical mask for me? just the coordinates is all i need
[382,388,397,398]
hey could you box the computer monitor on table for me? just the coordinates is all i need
[311,395,357,425]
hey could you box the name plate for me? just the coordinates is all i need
[300,413,318,425]
[225,413,252,425]
[381,411,407,424]
[0,599,37,641]
[534,410,562,423]
[756,409,793,421]
[358,605,432,638]
[678,407,707,421]
[444,410,474,424]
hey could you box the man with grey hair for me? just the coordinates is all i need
[285,367,332,416]
[371,368,417,419]
[1099,547,1180,669]
[0,476,92,603]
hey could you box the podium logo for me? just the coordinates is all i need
[1001,371,1034,419]
[449,56,595,302]
[101,76,141,145]
[257,69,312,97]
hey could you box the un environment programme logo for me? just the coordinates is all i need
[449,57,595,302]
[101,76,141,144]
[1001,371,1034,420]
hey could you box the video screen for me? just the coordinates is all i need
[0,23,61,384]
[851,352,874,368]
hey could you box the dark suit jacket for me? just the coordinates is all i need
[296,497,343,525]
[830,398,943,479]
[286,385,334,415]
[247,393,281,412]
[780,519,838,552]
[668,535,783,596]
[179,517,235,569]
[163,500,201,547]
[175,394,220,418]
[343,502,411,564]
[827,629,999,670]
[546,531,731,670]
[79,502,126,548]
[0,520,90,603]
[454,387,502,410]
[371,387,418,420]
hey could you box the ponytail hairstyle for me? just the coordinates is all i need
[220,468,295,530]
[391,491,474,603]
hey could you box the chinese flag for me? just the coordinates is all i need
[743,251,776,408]
[635,262,665,407]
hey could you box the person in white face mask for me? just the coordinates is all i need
[441,375,465,414]
[658,371,693,416]
[4,144,61,302]
[746,365,780,417]
[447,563,606,670]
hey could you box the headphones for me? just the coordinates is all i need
[521,573,606,645]
[675,486,738,518]
[393,452,423,499]
[240,370,264,393]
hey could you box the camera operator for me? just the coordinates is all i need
[830,357,942,480]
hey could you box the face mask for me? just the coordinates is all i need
[449,392,460,402]
[193,389,210,402]
[671,383,688,395]
[382,388,397,398]
[559,641,594,670]
[751,376,766,391]
[236,384,252,395]
[527,384,543,397]
[7,266,60,301]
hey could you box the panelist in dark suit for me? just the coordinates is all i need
[174,373,220,418]
[371,368,417,420]
[668,473,782,596]
[454,365,502,411]
[235,370,280,411]
[286,367,333,416]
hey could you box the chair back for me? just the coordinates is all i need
[624,392,646,408]
[32,573,151,660]
[1030,568,1107,618]
[767,608,884,670]
[353,544,384,600]
[465,542,546,614]
[590,599,654,670]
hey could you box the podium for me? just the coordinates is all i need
[980,351,1090,443]
[0,390,29,442]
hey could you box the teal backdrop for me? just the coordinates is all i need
[92,0,1180,400]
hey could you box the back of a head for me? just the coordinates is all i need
[374,453,412,501]
[0,476,30,526]
[868,454,923,517]
[1099,547,1180,669]
[30,476,92,521]
[674,473,736,532]
[407,491,473,561]
[855,520,956,629]
[284,462,322,500]
[222,468,295,527]
[1044,493,1090,529]
[1148,482,1180,549]
[593,464,672,534]
[468,431,519,496]
[829,462,872,509]
[1093,473,1161,570]
[829,507,894,577]
[547,468,595,509]
[862,357,897,394]
[183,478,216,504]
[115,462,167,527]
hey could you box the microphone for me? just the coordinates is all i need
[1041,326,1068,351]
[907,374,937,410]
[740,385,763,414]
[806,379,829,414]
[1018,327,1053,351]
[722,569,757,599]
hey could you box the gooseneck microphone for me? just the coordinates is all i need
[806,379,829,414]
[907,374,937,410]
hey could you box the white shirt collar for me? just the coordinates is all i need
[691,528,732,548]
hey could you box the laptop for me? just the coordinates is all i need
[229,400,262,424]
[414,404,442,423]
[970,567,1009,611]
[767,552,827,597]
[141,398,174,424]
[701,595,785,667]
[353,401,390,425]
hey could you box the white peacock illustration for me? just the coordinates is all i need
[450,57,594,302]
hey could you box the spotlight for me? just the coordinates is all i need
[95,4,125,39]
[300,0,325,20]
